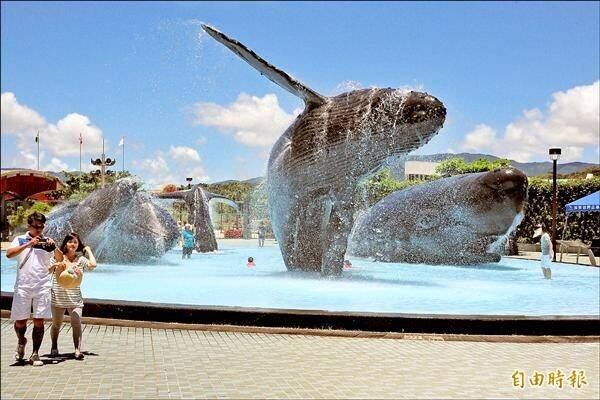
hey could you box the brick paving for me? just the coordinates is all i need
[1,318,598,399]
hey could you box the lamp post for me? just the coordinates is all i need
[186,177,193,190]
[549,148,561,262]
[90,139,116,188]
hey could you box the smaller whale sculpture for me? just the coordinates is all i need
[44,178,180,263]
[154,185,239,252]
[348,168,528,264]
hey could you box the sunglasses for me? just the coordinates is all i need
[30,224,45,230]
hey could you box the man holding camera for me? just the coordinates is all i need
[6,211,60,366]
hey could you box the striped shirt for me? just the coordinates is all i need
[51,256,90,308]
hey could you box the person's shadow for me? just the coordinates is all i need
[9,351,99,367]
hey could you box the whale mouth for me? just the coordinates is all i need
[400,92,446,125]
[479,167,528,210]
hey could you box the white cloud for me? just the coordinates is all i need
[46,157,70,172]
[195,136,207,146]
[190,93,301,148]
[168,145,201,163]
[132,149,209,189]
[14,150,39,170]
[4,149,71,172]
[460,81,600,162]
[132,153,176,187]
[1,92,45,133]
[462,124,498,151]
[1,92,105,158]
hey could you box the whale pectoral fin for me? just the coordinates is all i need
[321,202,355,277]
[202,24,327,106]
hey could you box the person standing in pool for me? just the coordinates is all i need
[182,223,195,259]
[49,232,97,359]
[6,211,60,366]
[533,223,553,279]
[257,223,266,248]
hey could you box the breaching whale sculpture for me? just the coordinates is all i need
[154,185,239,252]
[348,168,528,264]
[202,24,446,276]
[44,178,180,263]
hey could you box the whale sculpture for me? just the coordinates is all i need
[154,185,239,252]
[348,168,528,264]
[202,24,446,276]
[44,178,180,263]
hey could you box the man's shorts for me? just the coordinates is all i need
[183,247,193,256]
[10,288,52,320]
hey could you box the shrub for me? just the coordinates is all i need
[435,157,510,177]
[362,169,427,206]
[513,177,600,244]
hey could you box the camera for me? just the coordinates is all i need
[32,237,56,252]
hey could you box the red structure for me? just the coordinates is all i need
[1,169,65,240]
[1,169,64,201]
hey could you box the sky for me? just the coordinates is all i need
[1,1,599,187]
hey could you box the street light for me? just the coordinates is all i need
[549,148,561,262]
[91,139,116,188]
[186,177,193,190]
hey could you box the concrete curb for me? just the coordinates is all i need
[2,292,598,339]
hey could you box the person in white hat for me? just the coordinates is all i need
[533,222,553,279]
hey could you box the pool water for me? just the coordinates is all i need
[2,245,598,316]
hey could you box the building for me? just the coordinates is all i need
[404,161,440,181]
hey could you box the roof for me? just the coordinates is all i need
[1,169,65,200]
[0,168,66,186]
[565,191,600,213]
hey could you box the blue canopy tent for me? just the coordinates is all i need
[561,191,600,265]
[565,190,600,214]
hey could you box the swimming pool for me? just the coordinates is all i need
[2,244,598,316]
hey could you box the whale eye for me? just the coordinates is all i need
[415,210,439,230]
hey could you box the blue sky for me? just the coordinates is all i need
[1,1,599,186]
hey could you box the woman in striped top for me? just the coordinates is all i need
[48,232,96,359]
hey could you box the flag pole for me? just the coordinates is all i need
[122,136,125,173]
[79,132,82,172]
[36,129,40,170]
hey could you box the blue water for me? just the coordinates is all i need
[2,246,598,316]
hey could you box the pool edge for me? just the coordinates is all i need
[2,291,598,337]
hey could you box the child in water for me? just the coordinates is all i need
[247,257,255,268]
[343,260,352,269]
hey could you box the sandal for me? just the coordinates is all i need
[29,353,44,367]
[14,342,26,361]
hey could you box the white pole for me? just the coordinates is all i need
[37,129,40,170]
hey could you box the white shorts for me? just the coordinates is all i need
[541,254,552,269]
[10,288,52,321]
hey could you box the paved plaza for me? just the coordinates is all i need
[1,318,598,399]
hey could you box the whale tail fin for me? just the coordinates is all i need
[202,24,327,107]
[205,191,240,211]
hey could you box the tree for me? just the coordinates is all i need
[436,157,510,176]
[61,170,131,201]
[7,201,53,229]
